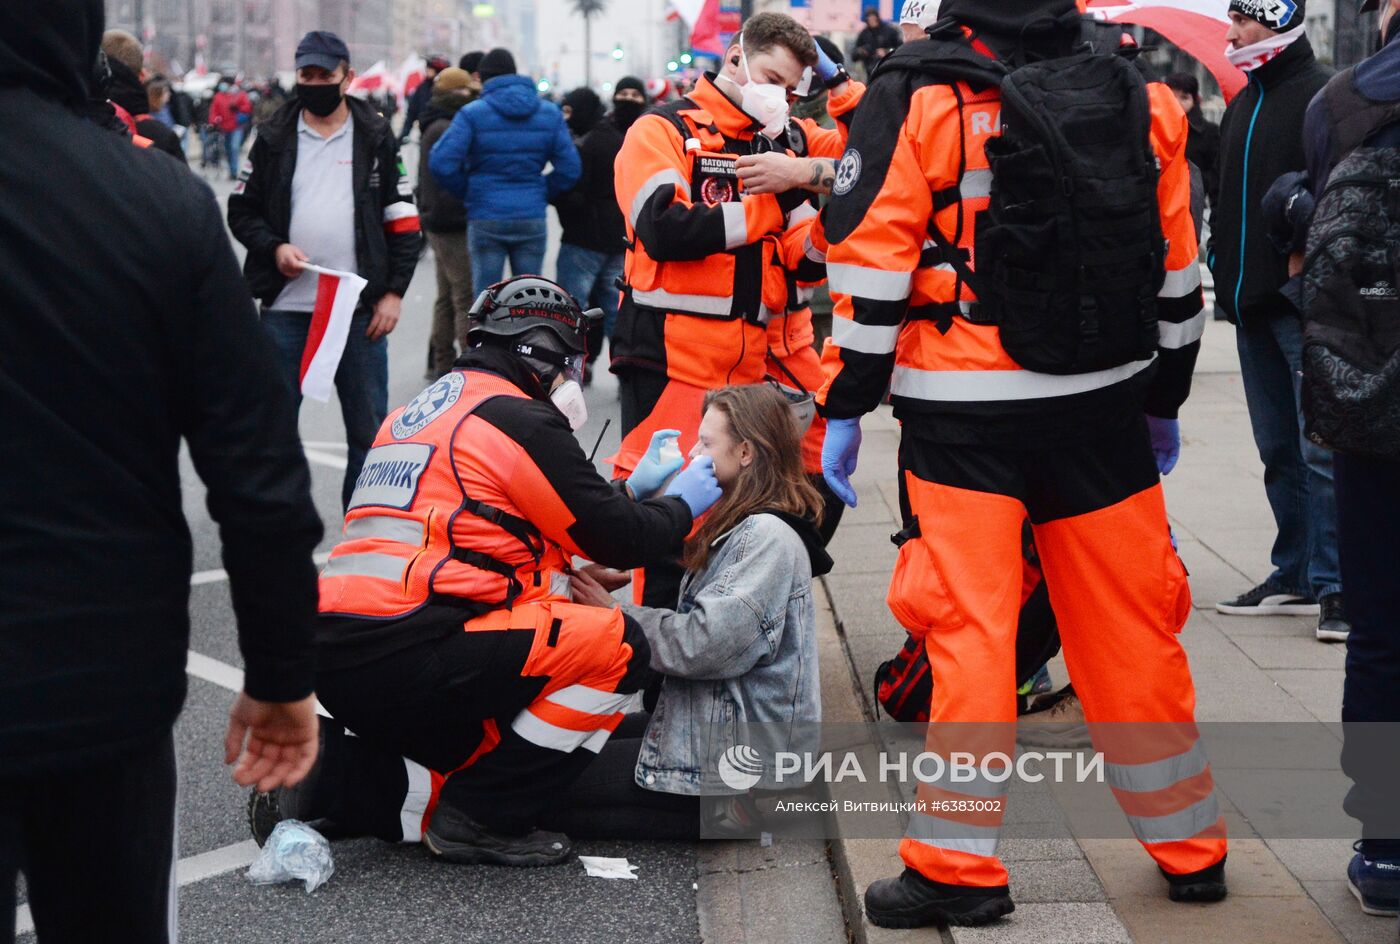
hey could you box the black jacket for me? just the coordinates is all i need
[1209,37,1329,324]
[553,112,627,253]
[0,0,323,776]
[417,91,473,233]
[107,55,186,163]
[228,96,422,308]
[853,21,902,63]
[402,77,434,141]
[1185,105,1220,210]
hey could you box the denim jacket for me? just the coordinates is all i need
[623,513,824,795]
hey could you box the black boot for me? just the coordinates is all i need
[1161,855,1228,903]
[247,720,327,847]
[424,802,572,867]
[864,868,1014,928]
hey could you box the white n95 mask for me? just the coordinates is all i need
[729,34,791,138]
[551,379,589,431]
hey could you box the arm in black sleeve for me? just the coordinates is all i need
[380,134,424,298]
[226,131,284,263]
[483,400,694,568]
[178,179,323,703]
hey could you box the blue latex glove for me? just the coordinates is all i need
[814,40,841,83]
[1146,416,1181,476]
[626,429,684,500]
[821,416,863,508]
[665,455,723,518]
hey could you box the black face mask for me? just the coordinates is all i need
[297,81,344,117]
[612,99,645,131]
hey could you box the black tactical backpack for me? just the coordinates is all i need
[861,19,1167,375]
[1300,72,1400,460]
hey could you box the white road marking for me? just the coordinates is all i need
[303,448,348,470]
[14,841,262,936]
[185,649,331,718]
[190,551,332,586]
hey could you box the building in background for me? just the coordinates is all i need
[104,0,516,80]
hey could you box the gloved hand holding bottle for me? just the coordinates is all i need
[1146,415,1181,476]
[822,416,863,508]
[626,429,685,500]
[665,455,722,519]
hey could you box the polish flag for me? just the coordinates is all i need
[690,0,724,57]
[299,264,369,403]
[1082,0,1244,100]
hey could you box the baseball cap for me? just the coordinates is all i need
[295,31,349,72]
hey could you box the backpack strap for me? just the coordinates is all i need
[652,96,706,150]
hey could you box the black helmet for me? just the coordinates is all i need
[468,277,602,373]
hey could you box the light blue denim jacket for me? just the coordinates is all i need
[622,513,822,796]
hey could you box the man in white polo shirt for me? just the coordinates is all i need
[229,30,422,510]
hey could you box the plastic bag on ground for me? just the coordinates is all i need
[246,820,335,893]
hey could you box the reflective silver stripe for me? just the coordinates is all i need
[787,202,819,226]
[1129,793,1221,845]
[632,286,734,316]
[547,685,640,716]
[905,811,1000,858]
[827,263,913,301]
[722,201,749,250]
[399,758,433,843]
[344,515,427,547]
[1160,263,1203,298]
[1106,742,1210,795]
[832,318,901,355]
[960,168,993,200]
[1158,308,1208,350]
[511,709,604,753]
[803,235,826,265]
[629,168,690,227]
[890,357,1156,403]
[321,552,409,582]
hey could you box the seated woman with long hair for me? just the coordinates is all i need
[548,383,832,840]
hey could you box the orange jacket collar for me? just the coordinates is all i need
[689,72,763,139]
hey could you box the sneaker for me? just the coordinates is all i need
[1216,580,1318,617]
[864,868,1014,928]
[1316,593,1351,643]
[424,803,572,867]
[1017,684,1090,749]
[246,722,326,847]
[1161,855,1228,903]
[1348,842,1400,916]
[1018,664,1054,698]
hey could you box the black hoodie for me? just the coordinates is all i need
[0,0,323,776]
[106,55,186,162]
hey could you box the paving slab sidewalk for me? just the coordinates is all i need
[817,322,1396,944]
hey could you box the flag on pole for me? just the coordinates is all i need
[1082,0,1244,100]
[298,264,368,403]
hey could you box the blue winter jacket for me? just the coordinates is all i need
[428,73,581,222]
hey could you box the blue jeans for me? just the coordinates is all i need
[222,127,245,178]
[468,219,548,291]
[1235,307,1342,599]
[555,243,624,340]
[261,306,388,511]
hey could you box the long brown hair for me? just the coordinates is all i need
[683,384,823,572]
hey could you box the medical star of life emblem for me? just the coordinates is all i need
[833,149,861,197]
[392,372,465,440]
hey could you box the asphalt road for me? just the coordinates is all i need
[15,163,705,944]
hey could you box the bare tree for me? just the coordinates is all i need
[570,0,607,86]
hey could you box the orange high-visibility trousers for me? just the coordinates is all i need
[889,419,1227,888]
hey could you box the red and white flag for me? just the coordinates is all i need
[298,264,368,403]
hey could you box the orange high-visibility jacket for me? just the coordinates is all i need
[819,33,1205,447]
[612,76,861,389]
[320,354,694,620]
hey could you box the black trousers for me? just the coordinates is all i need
[1336,452,1400,857]
[313,609,654,839]
[535,714,700,841]
[1,734,177,944]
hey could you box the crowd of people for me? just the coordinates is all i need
[2,0,1399,941]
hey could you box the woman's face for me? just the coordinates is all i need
[692,407,751,489]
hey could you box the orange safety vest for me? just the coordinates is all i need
[319,370,572,620]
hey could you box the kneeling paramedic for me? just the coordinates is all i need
[248,277,722,866]
[819,0,1227,926]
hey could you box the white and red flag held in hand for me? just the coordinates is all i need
[298,263,368,403]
